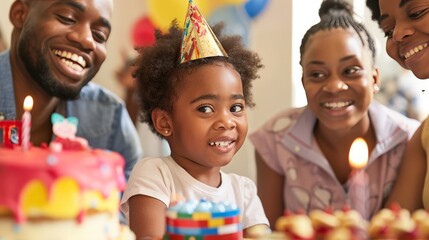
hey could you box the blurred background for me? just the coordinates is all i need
[1,0,429,181]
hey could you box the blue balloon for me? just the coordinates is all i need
[244,0,270,19]
[208,5,251,46]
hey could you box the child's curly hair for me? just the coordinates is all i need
[133,21,263,137]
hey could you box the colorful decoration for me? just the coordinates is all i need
[164,199,242,239]
[0,120,22,148]
[209,0,247,11]
[140,0,270,48]
[208,4,251,46]
[131,16,156,48]
[180,0,227,64]
[147,0,211,31]
[21,95,33,151]
[50,113,89,151]
[244,0,270,19]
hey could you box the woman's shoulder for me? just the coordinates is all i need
[370,101,420,137]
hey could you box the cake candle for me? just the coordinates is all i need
[21,96,33,151]
[348,137,369,219]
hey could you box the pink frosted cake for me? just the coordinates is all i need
[0,145,134,240]
[0,113,135,240]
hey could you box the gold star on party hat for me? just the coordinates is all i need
[180,0,228,64]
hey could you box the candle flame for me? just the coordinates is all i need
[23,96,33,111]
[349,137,368,170]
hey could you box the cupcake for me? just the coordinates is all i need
[275,210,315,240]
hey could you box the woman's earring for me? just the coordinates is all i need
[373,84,380,93]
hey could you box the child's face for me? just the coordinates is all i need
[301,28,378,131]
[167,63,247,170]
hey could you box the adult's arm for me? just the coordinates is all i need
[385,124,425,211]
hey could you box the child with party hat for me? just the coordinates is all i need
[120,0,270,238]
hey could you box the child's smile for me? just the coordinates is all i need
[168,63,247,171]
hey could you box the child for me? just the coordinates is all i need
[250,0,420,228]
[120,1,269,238]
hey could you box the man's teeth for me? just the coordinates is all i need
[209,141,231,147]
[53,50,86,68]
[323,101,352,109]
[60,58,83,71]
[404,43,428,59]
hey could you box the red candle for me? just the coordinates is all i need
[21,96,33,151]
[348,137,369,219]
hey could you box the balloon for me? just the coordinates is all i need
[209,0,247,10]
[244,0,270,19]
[208,5,251,46]
[131,16,155,48]
[147,0,211,31]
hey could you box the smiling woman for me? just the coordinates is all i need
[250,0,420,229]
[366,0,429,213]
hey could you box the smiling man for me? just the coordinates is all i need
[0,0,142,181]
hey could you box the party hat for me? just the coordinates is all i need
[180,0,228,64]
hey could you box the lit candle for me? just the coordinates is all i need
[21,96,33,151]
[348,137,369,219]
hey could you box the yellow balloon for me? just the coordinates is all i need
[148,0,212,31]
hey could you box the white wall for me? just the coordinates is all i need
[225,0,293,180]
[0,1,13,47]
[0,0,404,182]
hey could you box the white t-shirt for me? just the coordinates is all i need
[120,156,269,229]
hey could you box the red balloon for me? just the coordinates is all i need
[131,16,156,48]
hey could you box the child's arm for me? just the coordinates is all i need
[385,125,425,211]
[244,224,271,238]
[128,194,167,239]
[255,150,285,229]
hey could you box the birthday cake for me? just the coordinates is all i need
[251,207,368,240]
[0,114,135,240]
[368,203,429,239]
[249,204,429,240]
[164,199,242,240]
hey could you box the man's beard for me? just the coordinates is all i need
[17,38,93,100]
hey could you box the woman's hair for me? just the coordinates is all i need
[134,21,263,136]
[299,0,376,65]
[366,0,380,21]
